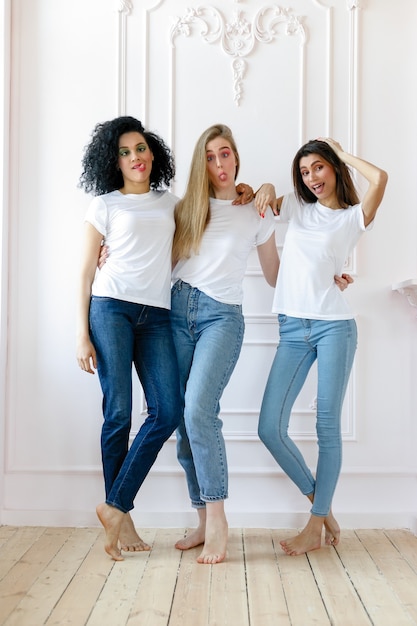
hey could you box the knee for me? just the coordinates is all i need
[316,422,341,449]
[258,413,289,457]
[317,434,341,450]
[161,407,182,435]
[101,419,131,446]
[258,417,273,449]
[183,398,207,429]
[103,409,131,432]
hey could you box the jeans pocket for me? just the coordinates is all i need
[278,313,287,325]
[171,279,182,295]
[91,295,113,303]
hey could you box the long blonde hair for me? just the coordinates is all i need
[172,124,240,263]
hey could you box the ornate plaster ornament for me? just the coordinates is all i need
[171,5,304,106]
[392,280,417,311]
[116,0,133,15]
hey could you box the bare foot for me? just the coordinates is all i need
[324,509,340,546]
[175,525,206,550]
[175,508,207,551]
[96,502,124,561]
[119,513,151,552]
[197,504,228,564]
[280,515,323,556]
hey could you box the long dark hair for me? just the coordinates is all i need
[79,116,175,195]
[292,139,359,207]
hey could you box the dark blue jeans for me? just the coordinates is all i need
[89,296,182,513]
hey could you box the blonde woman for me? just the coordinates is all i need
[171,124,279,564]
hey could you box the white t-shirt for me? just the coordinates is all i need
[172,198,275,305]
[272,192,371,320]
[85,189,178,309]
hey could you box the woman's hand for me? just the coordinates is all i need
[76,337,97,374]
[334,273,354,291]
[319,137,388,228]
[255,183,277,217]
[98,244,109,269]
[318,137,344,158]
[233,183,254,205]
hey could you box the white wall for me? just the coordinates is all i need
[1,0,416,531]
[0,0,10,524]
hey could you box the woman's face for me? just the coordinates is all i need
[205,136,238,199]
[117,131,153,193]
[299,153,337,207]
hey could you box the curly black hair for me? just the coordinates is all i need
[79,116,175,196]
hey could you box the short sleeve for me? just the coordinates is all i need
[255,207,276,246]
[84,196,108,236]
[279,192,298,223]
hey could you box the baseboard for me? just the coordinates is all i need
[1,508,416,533]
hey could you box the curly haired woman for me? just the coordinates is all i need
[76,116,182,560]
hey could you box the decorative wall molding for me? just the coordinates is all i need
[312,0,361,9]
[120,1,364,162]
[116,0,132,14]
[4,462,416,478]
[347,1,359,154]
[243,316,276,325]
[4,0,359,476]
[4,0,415,532]
[392,279,417,310]
[344,252,356,274]
[170,5,305,106]
[116,0,132,114]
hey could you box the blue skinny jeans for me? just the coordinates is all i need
[258,315,357,516]
[170,281,245,507]
[89,296,182,513]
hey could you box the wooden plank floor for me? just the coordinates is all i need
[1,526,417,625]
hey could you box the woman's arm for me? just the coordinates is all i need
[76,222,103,374]
[256,233,280,287]
[254,184,283,217]
[319,138,388,227]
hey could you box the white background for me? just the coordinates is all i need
[1,0,416,531]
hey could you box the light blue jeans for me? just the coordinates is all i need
[258,315,357,516]
[170,280,245,507]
